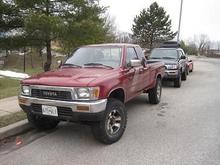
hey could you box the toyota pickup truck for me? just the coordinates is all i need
[18,43,165,144]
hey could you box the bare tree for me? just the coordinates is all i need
[195,34,210,55]
[115,32,133,43]
[103,14,117,42]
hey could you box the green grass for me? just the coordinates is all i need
[0,111,26,128]
[0,50,66,100]
[0,78,20,99]
[25,67,44,75]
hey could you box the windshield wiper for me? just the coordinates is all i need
[62,63,82,68]
[84,63,113,69]
[150,57,162,59]
[162,57,176,59]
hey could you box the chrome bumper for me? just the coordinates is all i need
[18,95,107,113]
[165,70,179,76]
[163,70,180,79]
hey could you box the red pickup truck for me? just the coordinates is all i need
[19,43,165,144]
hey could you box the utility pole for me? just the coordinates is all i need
[177,0,183,42]
[23,47,26,73]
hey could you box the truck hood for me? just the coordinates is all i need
[22,68,119,87]
[148,59,178,65]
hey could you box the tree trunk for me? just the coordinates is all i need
[150,39,153,50]
[149,33,153,50]
[44,41,52,72]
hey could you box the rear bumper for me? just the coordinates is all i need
[163,70,180,79]
[18,96,107,122]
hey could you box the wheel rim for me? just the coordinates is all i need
[106,109,122,136]
[157,80,162,99]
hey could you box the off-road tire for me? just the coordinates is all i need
[91,98,127,144]
[148,78,162,104]
[27,113,59,130]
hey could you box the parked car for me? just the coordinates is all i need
[18,43,165,144]
[186,56,194,74]
[149,47,188,88]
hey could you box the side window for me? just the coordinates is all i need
[135,47,146,60]
[126,47,138,66]
[178,50,183,58]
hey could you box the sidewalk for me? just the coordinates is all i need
[0,96,32,140]
[0,96,21,117]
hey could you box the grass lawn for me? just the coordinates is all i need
[0,78,20,99]
[0,111,26,128]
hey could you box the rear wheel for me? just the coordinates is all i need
[186,67,189,75]
[174,75,182,88]
[27,113,59,130]
[148,78,162,104]
[190,65,193,72]
[91,98,127,144]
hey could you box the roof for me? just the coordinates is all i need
[160,41,181,48]
[153,47,183,51]
[83,43,139,47]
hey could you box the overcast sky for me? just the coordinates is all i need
[100,0,220,42]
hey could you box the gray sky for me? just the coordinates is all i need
[100,0,220,42]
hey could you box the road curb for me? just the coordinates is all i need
[0,119,33,140]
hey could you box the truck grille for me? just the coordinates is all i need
[31,89,72,101]
[31,104,73,118]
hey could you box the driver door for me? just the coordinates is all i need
[123,47,142,100]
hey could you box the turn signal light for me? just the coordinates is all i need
[18,98,28,105]
[76,105,90,112]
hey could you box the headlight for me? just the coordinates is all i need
[21,85,30,96]
[165,64,178,70]
[76,87,100,100]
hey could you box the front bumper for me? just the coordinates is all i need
[163,69,180,79]
[18,95,107,122]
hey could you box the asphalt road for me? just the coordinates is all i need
[0,57,220,165]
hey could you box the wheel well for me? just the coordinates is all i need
[108,88,125,103]
[157,74,162,80]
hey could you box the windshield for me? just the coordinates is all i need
[150,49,178,59]
[64,46,122,69]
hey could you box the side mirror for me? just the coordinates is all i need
[56,60,63,68]
[130,59,142,67]
[181,56,186,60]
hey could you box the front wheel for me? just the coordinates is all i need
[182,70,187,81]
[91,98,127,144]
[148,78,162,104]
[174,75,182,88]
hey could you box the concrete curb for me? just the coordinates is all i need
[0,119,33,140]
